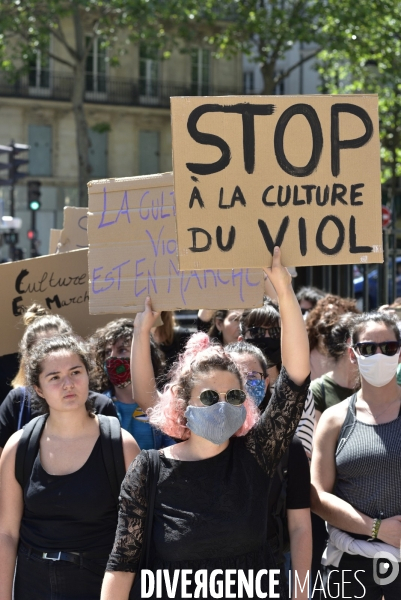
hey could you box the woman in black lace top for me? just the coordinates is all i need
[101,247,310,600]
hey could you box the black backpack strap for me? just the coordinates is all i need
[15,414,48,489]
[98,414,126,504]
[336,394,357,454]
[139,449,160,571]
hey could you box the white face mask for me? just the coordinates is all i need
[354,350,400,387]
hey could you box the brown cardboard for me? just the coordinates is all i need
[170,94,383,269]
[87,172,264,313]
[58,207,88,252]
[0,248,135,356]
[48,229,61,254]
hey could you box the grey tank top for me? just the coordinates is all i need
[335,394,401,520]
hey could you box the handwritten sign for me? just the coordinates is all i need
[0,249,133,356]
[87,172,264,314]
[170,94,383,269]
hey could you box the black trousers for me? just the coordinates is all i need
[14,544,107,600]
[317,553,401,600]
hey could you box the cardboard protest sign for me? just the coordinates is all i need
[0,249,134,356]
[57,207,88,253]
[170,94,383,269]
[48,229,61,254]
[87,172,264,314]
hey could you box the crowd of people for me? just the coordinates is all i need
[0,247,400,599]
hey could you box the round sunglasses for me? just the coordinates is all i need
[198,389,247,406]
[353,341,401,357]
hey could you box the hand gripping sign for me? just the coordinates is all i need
[170,94,383,270]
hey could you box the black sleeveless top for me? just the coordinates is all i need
[19,436,117,556]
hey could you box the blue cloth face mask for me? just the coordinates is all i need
[246,379,266,407]
[184,401,247,445]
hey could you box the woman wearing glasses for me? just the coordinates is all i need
[239,300,315,458]
[101,247,310,600]
[311,312,401,599]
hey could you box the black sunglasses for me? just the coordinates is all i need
[198,389,247,406]
[300,308,309,315]
[353,341,401,357]
[245,326,281,340]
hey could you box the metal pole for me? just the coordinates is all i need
[391,196,397,302]
[9,181,15,261]
[383,230,389,306]
[306,266,313,287]
[363,264,369,312]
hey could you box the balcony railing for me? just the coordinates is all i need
[0,71,246,108]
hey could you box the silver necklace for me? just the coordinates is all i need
[359,395,401,420]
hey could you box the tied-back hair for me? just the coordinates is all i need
[90,318,163,393]
[12,304,72,388]
[149,332,259,440]
[323,313,357,361]
[25,334,95,417]
[306,294,360,352]
[350,312,401,346]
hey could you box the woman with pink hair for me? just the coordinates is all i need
[101,248,310,600]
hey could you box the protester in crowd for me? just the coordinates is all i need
[306,294,359,381]
[0,334,140,600]
[296,286,326,320]
[239,299,315,457]
[205,309,244,346]
[101,247,310,600]
[90,318,174,450]
[226,341,311,597]
[151,311,192,376]
[311,312,401,598]
[310,313,359,425]
[0,353,19,405]
[0,305,117,457]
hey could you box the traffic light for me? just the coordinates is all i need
[27,180,41,211]
[4,232,19,245]
[27,229,36,241]
[0,142,29,185]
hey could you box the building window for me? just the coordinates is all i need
[191,49,210,95]
[86,38,106,94]
[139,131,160,175]
[28,125,52,176]
[139,44,159,98]
[243,71,254,94]
[88,129,108,179]
[28,51,50,91]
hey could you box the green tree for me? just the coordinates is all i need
[317,1,401,194]
[0,0,205,203]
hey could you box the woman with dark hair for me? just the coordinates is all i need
[101,247,310,600]
[0,334,139,599]
[0,305,116,457]
[312,312,401,598]
[90,318,173,450]
[306,294,359,381]
[310,312,359,425]
[239,299,315,457]
[296,286,326,320]
[207,309,244,346]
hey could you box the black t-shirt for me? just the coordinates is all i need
[266,434,310,539]
[0,388,117,449]
[0,353,19,404]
